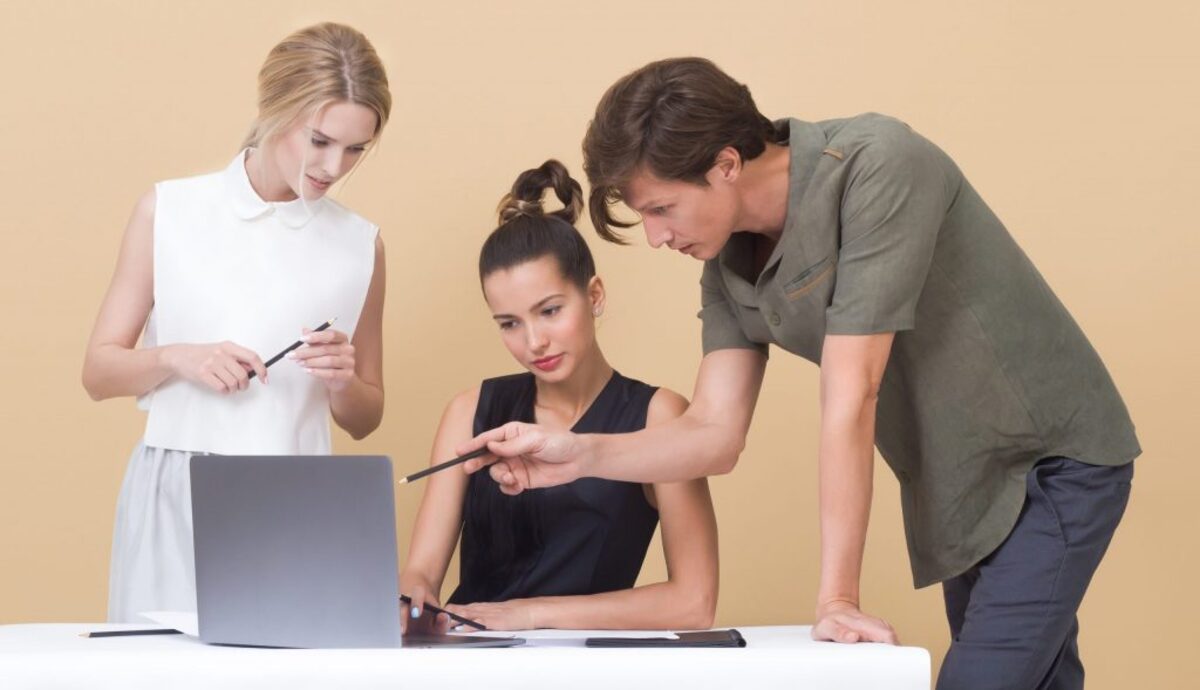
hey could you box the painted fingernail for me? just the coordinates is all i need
[411,606,420,619]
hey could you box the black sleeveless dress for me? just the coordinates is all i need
[448,371,660,604]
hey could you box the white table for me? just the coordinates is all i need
[0,624,929,689]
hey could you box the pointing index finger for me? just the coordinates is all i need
[454,425,511,458]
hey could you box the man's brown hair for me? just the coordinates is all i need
[582,57,778,244]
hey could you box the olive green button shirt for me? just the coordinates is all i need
[699,114,1141,587]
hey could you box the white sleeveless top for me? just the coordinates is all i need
[140,150,378,455]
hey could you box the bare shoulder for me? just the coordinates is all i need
[114,186,159,265]
[132,187,157,223]
[647,387,689,426]
[442,385,483,424]
[369,233,386,282]
[124,186,157,235]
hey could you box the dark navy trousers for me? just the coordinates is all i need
[937,457,1133,690]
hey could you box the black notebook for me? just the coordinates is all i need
[585,629,746,648]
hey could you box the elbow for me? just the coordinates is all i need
[692,600,717,631]
[709,433,745,476]
[678,585,718,630]
[346,413,383,441]
[347,420,379,441]
[82,380,103,402]
[346,391,384,440]
[81,365,106,402]
[822,373,883,418]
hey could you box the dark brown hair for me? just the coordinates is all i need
[479,160,595,292]
[471,160,594,573]
[582,57,779,244]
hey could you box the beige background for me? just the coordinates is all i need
[1,0,1196,686]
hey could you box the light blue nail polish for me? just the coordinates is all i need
[410,606,420,619]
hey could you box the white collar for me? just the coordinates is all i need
[223,148,325,229]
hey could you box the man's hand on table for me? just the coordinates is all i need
[812,599,899,644]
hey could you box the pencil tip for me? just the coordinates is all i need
[397,477,408,484]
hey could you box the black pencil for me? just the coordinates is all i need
[397,447,491,485]
[248,317,337,380]
[81,628,182,638]
[400,595,488,631]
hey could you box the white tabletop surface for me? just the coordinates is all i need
[0,623,929,689]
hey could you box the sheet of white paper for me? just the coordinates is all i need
[131,614,682,647]
[139,611,199,637]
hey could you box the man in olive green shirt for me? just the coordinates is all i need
[460,59,1139,690]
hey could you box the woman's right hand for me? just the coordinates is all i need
[399,575,451,635]
[161,342,268,393]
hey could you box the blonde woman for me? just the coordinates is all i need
[82,23,392,622]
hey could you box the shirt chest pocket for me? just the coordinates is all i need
[782,255,836,300]
[776,255,836,361]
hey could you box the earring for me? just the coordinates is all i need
[593,307,603,317]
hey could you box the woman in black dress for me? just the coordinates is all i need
[399,160,718,632]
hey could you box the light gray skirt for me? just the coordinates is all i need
[107,441,199,623]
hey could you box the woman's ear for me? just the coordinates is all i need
[588,276,607,318]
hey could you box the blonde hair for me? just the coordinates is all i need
[241,23,391,151]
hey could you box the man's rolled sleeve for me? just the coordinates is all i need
[698,259,768,356]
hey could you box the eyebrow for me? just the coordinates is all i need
[633,198,668,214]
[310,128,373,148]
[491,294,566,320]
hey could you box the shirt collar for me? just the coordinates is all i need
[717,118,828,305]
[223,148,325,229]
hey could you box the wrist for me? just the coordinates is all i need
[328,371,360,397]
[156,344,179,376]
[579,434,602,480]
[817,578,861,613]
[528,597,552,629]
[816,595,860,617]
[399,571,438,598]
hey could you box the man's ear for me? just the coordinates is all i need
[711,146,744,183]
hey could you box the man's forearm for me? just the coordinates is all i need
[580,349,766,484]
[816,395,877,609]
[583,410,745,484]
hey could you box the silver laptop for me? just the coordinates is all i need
[190,454,521,649]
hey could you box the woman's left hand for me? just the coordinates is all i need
[443,599,540,631]
[289,327,356,392]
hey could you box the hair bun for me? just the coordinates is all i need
[499,198,545,223]
[497,159,584,226]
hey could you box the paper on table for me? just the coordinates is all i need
[131,613,681,646]
[139,611,199,637]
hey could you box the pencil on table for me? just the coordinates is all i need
[81,628,182,638]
